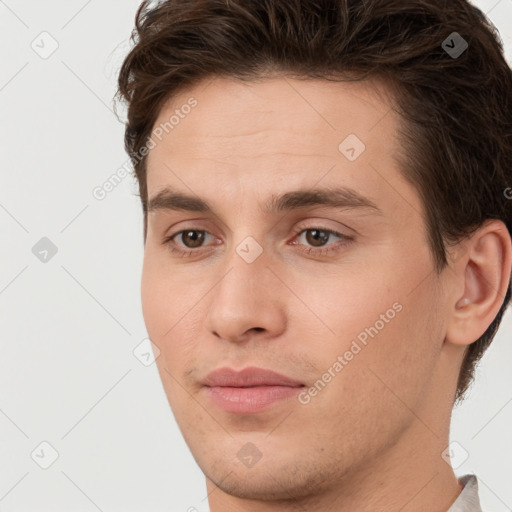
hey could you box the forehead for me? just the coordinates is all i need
[144,75,418,222]
[149,75,397,161]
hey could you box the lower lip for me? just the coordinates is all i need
[204,385,303,414]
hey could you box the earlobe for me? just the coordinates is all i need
[446,219,512,347]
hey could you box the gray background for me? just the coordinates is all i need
[1,1,511,510]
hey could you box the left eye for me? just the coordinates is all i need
[293,227,344,248]
[289,226,353,256]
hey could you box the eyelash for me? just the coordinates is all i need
[162,225,353,258]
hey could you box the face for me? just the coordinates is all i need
[141,76,453,501]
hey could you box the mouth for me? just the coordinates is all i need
[202,366,306,414]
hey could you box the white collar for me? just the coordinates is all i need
[447,474,483,512]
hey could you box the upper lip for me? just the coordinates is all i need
[202,366,304,387]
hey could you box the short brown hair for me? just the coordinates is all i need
[115,0,512,403]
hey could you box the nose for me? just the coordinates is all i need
[203,243,287,344]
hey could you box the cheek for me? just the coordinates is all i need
[292,258,440,389]
[141,258,198,417]
[291,264,402,345]
[141,252,205,372]
[140,252,186,367]
[338,280,442,409]
[140,257,167,339]
[141,248,194,335]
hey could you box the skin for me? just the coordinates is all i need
[140,76,511,511]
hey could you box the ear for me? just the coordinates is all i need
[445,219,512,347]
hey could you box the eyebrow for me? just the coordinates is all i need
[147,186,383,216]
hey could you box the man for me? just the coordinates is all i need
[116,0,512,510]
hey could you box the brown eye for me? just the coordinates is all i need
[304,228,331,247]
[162,228,219,257]
[291,225,354,257]
[178,230,206,248]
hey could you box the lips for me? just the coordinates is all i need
[202,366,305,414]
[202,366,304,388]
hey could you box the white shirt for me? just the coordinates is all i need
[447,474,483,512]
